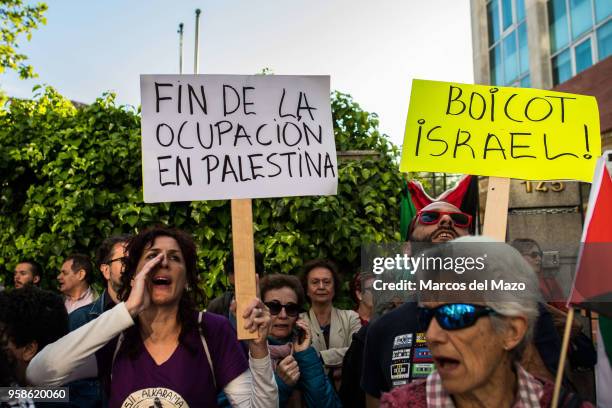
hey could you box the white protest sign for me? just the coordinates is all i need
[140,75,337,203]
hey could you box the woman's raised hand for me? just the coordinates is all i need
[125,253,162,318]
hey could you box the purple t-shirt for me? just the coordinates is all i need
[97,312,248,408]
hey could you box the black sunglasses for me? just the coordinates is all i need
[417,303,496,331]
[264,300,301,317]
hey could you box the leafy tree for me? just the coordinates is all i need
[0,87,403,305]
[0,0,47,79]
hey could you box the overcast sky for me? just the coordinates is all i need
[0,0,474,147]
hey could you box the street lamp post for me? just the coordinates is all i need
[194,9,201,74]
[178,23,184,74]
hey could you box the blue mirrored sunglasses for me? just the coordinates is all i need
[417,303,496,331]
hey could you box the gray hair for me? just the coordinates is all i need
[415,235,541,362]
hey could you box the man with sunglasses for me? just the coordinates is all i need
[360,202,562,408]
[359,201,470,407]
[67,234,131,408]
[409,201,472,243]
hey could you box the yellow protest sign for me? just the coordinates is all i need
[400,79,601,182]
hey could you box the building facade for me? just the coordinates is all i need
[470,2,610,399]
[471,0,611,143]
[471,0,611,87]
[471,0,611,304]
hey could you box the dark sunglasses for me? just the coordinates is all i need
[264,300,301,317]
[417,210,472,228]
[417,303,496,331]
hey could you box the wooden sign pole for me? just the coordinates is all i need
[193,45,261,340]
[482,176,510,240]
[551,308,575,408]
[482,176,571,407]
[231,198,258,340]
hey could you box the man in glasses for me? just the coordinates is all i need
[357,201,470,407]
[70,234,132,330]
[67,234,131,408]
[360,202,562,408]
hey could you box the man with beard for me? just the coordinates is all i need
[13,260,42,289]
[407,201,471,243]
[69,234,130,329]
[67,234,131,408]
[341,201,471,408]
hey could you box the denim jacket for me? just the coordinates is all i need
[66,290,115,408]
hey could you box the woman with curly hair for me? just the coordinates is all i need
[27,226,278,407]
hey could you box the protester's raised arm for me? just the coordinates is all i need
[26,302,135,386]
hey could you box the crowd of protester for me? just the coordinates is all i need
[0,202,604,407]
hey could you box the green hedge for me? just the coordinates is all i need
[0,87,403,304]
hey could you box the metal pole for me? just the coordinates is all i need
[194,9,201,74]
[178,23,184,74]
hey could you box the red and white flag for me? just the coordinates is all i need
[567,155,612,317]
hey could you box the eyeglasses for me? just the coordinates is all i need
[264,300,301,317]
[417,210,472,228]
[522,251,542,259]
[417,303,496,331]
[106,257,127,266]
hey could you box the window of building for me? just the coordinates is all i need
[552,49,572,84]
[598,19,612,59]
[575,37,593,72]
[548,0,612,85]
[487,0,530,87]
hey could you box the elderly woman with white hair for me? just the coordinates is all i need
[381,236,592,408]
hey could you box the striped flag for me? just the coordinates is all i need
[399,180,417,241]
[567,156,612,317]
